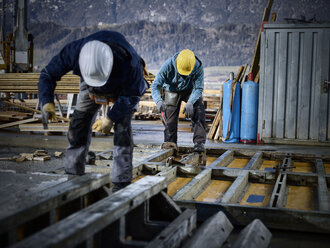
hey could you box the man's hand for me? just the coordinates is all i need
[183,102,194,118]
[92,116,113,134]
[42,103,57,122]
[156,100,166,113]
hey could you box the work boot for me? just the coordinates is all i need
[161,142,178,150]
[112,182,131,193]
[194,143,205,153]
[86,151,96,165]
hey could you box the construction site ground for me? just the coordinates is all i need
[0,119,330,247]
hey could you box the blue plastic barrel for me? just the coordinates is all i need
[240,77,259,143]
[222,79,241,143]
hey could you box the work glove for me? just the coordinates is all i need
[156,100,166,113]
[92,116,113,134]
[183,102,194,118]
[42,103,57,122]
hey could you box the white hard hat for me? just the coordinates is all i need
[79,40,113,87]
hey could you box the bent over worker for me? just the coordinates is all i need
[151,49,206,152]
[38,30,147,192]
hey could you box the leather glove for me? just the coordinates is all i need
[42,103,57,122]
[92,116,113,134]
[183,101,194,118]
[156,100,166,113]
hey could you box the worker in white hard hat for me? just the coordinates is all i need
[38,30,148,192]
[151,49,206,152]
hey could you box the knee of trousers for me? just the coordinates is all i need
[68,110,96,146]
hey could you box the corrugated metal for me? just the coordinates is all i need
[259,23,330,144]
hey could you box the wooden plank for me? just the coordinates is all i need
[244,151,263,170]
[13,176,166,248]
[182,211,233,248]
[238,63,248,83]
[315,159,330,211]
[207,107,221,139]
[146,209,196,248]
[0,73,79,79]
[213,122,222,140]
[19,123,70,132]
[0,173,110,234]
[0,117,39,129]
[231,219,272,248]
[173,169,212,201]
[206,81,223,140]
[221,171,249,204]
[208,150,234,168]
[249,0,274,78]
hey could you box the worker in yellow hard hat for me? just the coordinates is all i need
[151,49,206,152]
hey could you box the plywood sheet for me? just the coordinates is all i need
[195,180,232,203]
[168,177,192,197]
[240,183,273,207]
[227,158,249,168]
[259,160,281,171]
[285,186,314,210]
[206,156,217,166]
[293,161,313,173]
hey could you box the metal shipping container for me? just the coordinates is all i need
[259,23,330,145]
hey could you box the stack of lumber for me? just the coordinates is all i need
[0,99,71,131]
[0,71,222,130]
[0,73,80,94]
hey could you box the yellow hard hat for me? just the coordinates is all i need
[176,49,196,76]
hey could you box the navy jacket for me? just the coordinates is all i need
[38,30,146,122]
[151,52,204,104]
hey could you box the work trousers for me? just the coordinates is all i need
[164,93,206,145]
[65,82,134,183]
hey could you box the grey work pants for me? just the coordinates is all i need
[65,83,134,183]
[164,93,206,145]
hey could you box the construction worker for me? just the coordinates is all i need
[151,49,206,152]
[38,30,148,192]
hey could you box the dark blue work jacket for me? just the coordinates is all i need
[38,30,146,122]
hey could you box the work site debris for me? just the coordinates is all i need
[0,149,52,162]
[33,155,51,161]
[54,151,63,158]
[33,150,48,156]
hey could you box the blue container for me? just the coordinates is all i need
[240,80,259,143]
[222,80,241,143]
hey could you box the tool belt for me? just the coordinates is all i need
[88,87,117,105]
[164,90,180,106]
